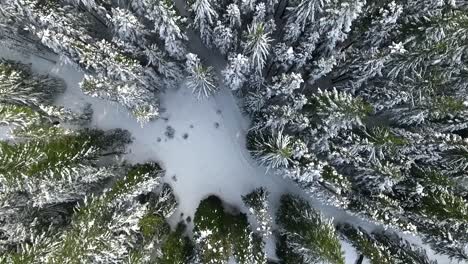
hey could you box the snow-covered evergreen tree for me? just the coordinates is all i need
[190,0,218,47]
[242,187,272,239]
[185,53,218,99]
[193,195,267,264]
[156,222,194,264]
[212,21,236,56]
[223,54,250,92]
[243,22,271,75]
[276,194,344,264]
[248,128,308,170]
[130,0,188,58]
[283,0,328,42]
[0,0,188,123]
[0,162,183,263]
[0,59,136,254]
[338,224,436,264]
[244,1,468,260]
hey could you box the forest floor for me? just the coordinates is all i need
[0,43,454,263]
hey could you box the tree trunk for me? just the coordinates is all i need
[355,254,364,264]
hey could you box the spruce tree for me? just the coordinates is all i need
[242,187,272,239]
[1,163,182,263]
[0,0,187,123]
[0,59,133,255]
[338,223,436,264]
[193,195,267,264]
[185,53,218,99]
[276,194,344,264]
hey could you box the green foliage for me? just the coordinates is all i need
[404,166,468,222]
[338,224,436,264]
[419,190,468,222]
[0,129,129,193]
[0,57,132,259]
[247,129,296,169]
[194,195,266,264]
[0,162,165,263]
[151,183,178,218]
[276,194,344,264]
[2,0,164,123]
[338,224,393,264]
[158,223,194,264]
[0,60,70,137]
[50,163,162,263]
[309,88,373,123]
[0,104,43,128]
[0,60,62,106]
[228,212,252,263]
[410,167,455,189]
[430,96,466,119]
[194,196,232,263]
[361,126,408,146]
[2,0,468,261]
[321,165,351,193]
[106,163,161,201]
[49,201,110,263]
[0,133,94,183]
[242,188,271,235]
[242,187,268,211]
[138,213,169,240]
[275,231,304,264]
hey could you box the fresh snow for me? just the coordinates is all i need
[0,45,455,264]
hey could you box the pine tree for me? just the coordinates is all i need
[0,163,179,263]
[243,22,271,74]
[1,0,181,123]
[185,53,218,99]
[156,222,194,264]
[248,128,307,170]
[191,0,218,47]
[0,60,62,107]
[321,1,468,259]
[241,187,271,264]
[0,59,133,255]
[0,127,132,254]
[338,223,436,264]
[212,21,236,55]
[225,3,242,28]
[283,0,328,42]
[130,0,188,59]
[110,7,149,45]
[249,73,308,131]
[193,195,267,264]
[276,194,344,264]
[0,59,92,134]
[222,54,250,92]
[183,0,468,260]
[46,163,164,263]
[242,187,272,239]
[193,196,231,263]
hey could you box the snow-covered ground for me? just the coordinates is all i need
[57,63,282,218]
[0,46,456,263]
